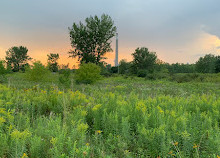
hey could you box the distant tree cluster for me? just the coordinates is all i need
[104,50,219,78]
[195,54,220,73]
[1,14,220,84]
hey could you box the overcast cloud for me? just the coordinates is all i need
[0,0,220,65]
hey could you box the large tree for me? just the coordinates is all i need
[68,14,117,64]
[5,46,32,72]
[47,53,59,72]
[131,47,157,74]
[195,54,217,73]
[215,55,220,73]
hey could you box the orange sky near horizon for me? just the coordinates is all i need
[1,0,220,68]
[0,31,220,68]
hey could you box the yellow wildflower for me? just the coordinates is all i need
[124,150,130,154]
[22,153,28,158]
[0,108,6,114]
[174,142,178,146]
[81,111,87,116]
[193,143,199,148]
[168,151,173,154]
[157,106,164,114]
[50,137,57,145]
[86,143,89,146]
[0,117,6,125]
[217,155,220,158]
[77,123,88,132]
[41,90,46,94]
[136,100,146,113]
[58,91,63,94]
[96,130,102,134]
[92,104,102,111]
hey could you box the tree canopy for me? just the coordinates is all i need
[131,47,157,74]
[5,46,32,72]
[47,53,59,72]
[215,55,220,73]
[195,54,217,73]
[69,14,117,64]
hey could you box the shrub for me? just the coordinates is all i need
[75,63,101,84]
[59,68,71,86]
[146,72,169,80]
[0,61,7,83]
[170,73,201,83]
[0,60,7,75]
[137,69,148,77]
[25,61,50,81]
[99,63,112,77]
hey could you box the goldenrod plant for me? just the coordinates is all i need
[0,76,220,157]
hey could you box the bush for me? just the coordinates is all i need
[170,73,201,83]
[25,61,50,81]
[0,60,7,75]
[0,61,7,83]
[99,64,112,77]
[137,69,148,77]
[75,63,101,84]
[59,68,71,86]
[146,72,169,80]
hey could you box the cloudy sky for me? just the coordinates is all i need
[1,0,220,67]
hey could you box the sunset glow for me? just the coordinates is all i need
[1,0,220,67]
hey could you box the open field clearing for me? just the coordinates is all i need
[0,74,220,157]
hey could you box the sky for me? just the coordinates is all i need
[1,0,220,68]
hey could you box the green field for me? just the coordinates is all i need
[0,73,220,158]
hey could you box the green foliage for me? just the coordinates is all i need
[196,54,217,73]
[215,55,220,73]
[75,63,101,84]
[137,69,148,77]
[131,47,157,75]
[166,63,196,73]
[0,60,7,83]
[69,14,117,64]
[111,66,119,73]
[59,68,71,86]
[146,72,169,80]
[170,73,202,83]
[5,46,32,72]
[0,78,220,157]
[98,62,112,77]
[25,61,50,81]
[119,59,132,74]
[0,60,7,75]
[47,53,59,72]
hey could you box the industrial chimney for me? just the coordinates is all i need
[115,33,119,67]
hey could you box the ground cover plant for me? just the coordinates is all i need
[0,74,220,157]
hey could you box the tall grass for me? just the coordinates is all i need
[0,76,220,157]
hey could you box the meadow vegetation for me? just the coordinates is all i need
[1,14,220,158]
[0,73,220,158]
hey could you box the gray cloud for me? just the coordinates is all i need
[0,0,220,63]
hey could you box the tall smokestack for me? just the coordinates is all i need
[115,33,119,67]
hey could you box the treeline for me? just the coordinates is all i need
[0,46,60,73]
[108,49,220,77]
[1,14,220,84]
[1,46,220,77]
